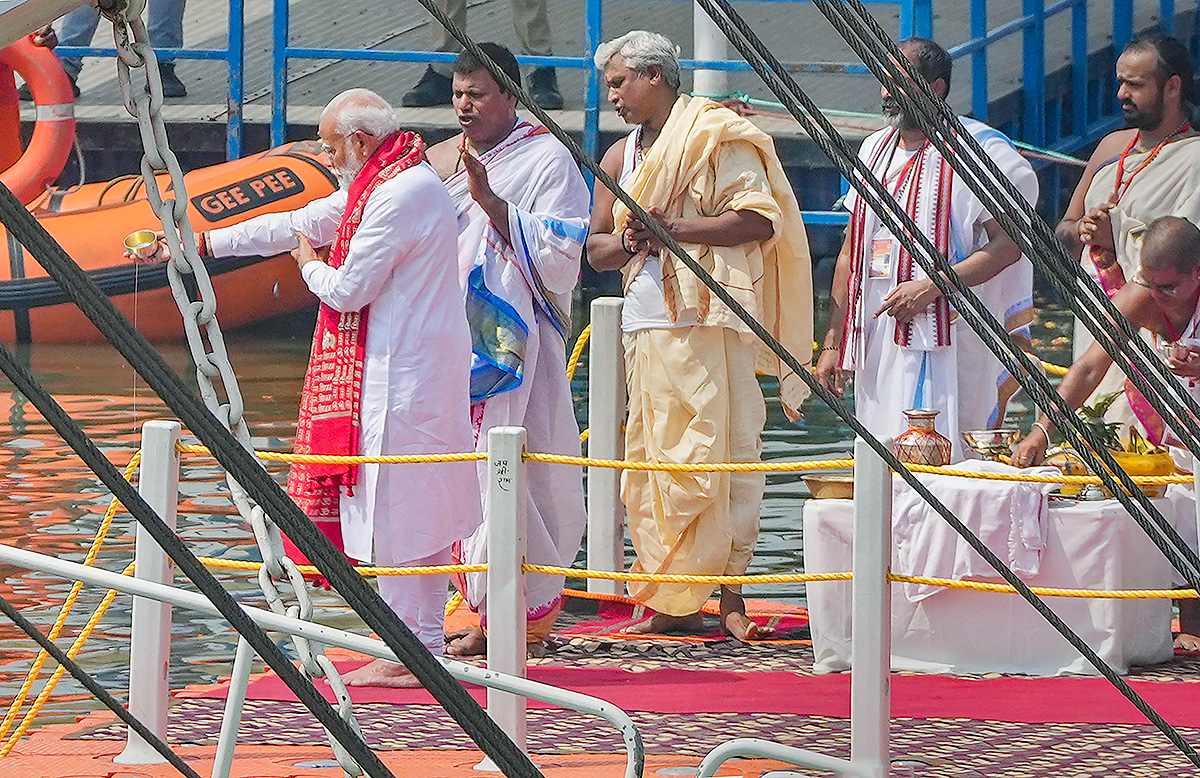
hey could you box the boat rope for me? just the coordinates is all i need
[0,452,140,747]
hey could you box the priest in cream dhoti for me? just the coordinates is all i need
[425,43,590,656]
[1055,33,1200,441]
[139,89,481,688]
[816,37,1038,462]
[588,31,813,640]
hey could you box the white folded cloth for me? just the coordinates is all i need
[892,460,1060,601]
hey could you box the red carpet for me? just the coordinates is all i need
[187,663,1200,727]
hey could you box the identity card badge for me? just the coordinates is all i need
[869,238,893,279]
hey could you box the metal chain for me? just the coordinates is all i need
[106,4,363,775]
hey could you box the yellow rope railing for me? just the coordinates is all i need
[1034,353,1070,377]
[174,444,1191,484]
[0,452,141,749]
[190,556,1199,599]
[0,561,136,756]
[566,325,590,381]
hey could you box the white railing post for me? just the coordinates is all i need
[693,0,729,97]
[850,437,892,778]
[484,426,528,764]
[587,297,625,596]
[212,636,255,778]
[1192,455,1200,564]
[115,420,180,765]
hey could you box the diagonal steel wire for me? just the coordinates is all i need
[0,584,201,777]
[698,0,1200,595]
[686,0,1200,764]
[823,0,1200,463]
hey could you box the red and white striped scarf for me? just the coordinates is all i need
[841,129,954,370]
[286,131,427,547]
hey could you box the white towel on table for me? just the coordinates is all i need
[892,460,1060,602]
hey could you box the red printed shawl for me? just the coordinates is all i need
[284,131,426,565]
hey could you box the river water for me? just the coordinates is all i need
[0,302,1066,726]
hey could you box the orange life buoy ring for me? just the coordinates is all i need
[0,36,75,205]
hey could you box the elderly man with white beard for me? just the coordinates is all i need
[136,89,482,688]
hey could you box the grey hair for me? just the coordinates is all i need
[594,31,681,90]
[321,88,401,138]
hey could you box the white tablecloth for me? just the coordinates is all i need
[804,490,1195,676]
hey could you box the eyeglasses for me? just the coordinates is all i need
[1132,270,1191,297]
[316,129,375,157]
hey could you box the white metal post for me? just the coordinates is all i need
[212,636,255,778]
[693,0,728,97]
[1193,455,1200,565]
[485,426,528,760]
[851,437,891,778]
[587,298,625,596]
[115,420,180,765]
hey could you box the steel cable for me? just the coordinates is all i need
[405,0,1200,763]
[687,0,1200,763]
[824,0,1200,463]
[694,0,1200,592]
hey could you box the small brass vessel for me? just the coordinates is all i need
[124,230,160,260]
[803,474,855,500]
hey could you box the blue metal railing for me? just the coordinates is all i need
[41,0,1199,223]
[949,0,1194,152]
[266,0,923,229]
[945,0,1197,216]
[53,0,245,160]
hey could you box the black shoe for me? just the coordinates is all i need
[158,63,187,98]
[401,66,452,107]
[18,74,79,101]
[529,67,563,110]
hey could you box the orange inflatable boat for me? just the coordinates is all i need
[1,142,337,343]
[0,33,338,343]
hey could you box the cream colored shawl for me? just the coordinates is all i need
[612,94,814,418]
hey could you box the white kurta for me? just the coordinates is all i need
[208,162,482,568]
[844,119,1038,461]
[445,123,590,625]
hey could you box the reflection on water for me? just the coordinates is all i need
[0,304,1067,727]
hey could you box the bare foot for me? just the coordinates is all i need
[1174,633,1200,653]
[720,586,775,642]
[624,611,705,635]
[446,626,487,657]
[723,610,775,641]
[341,659,423,688]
